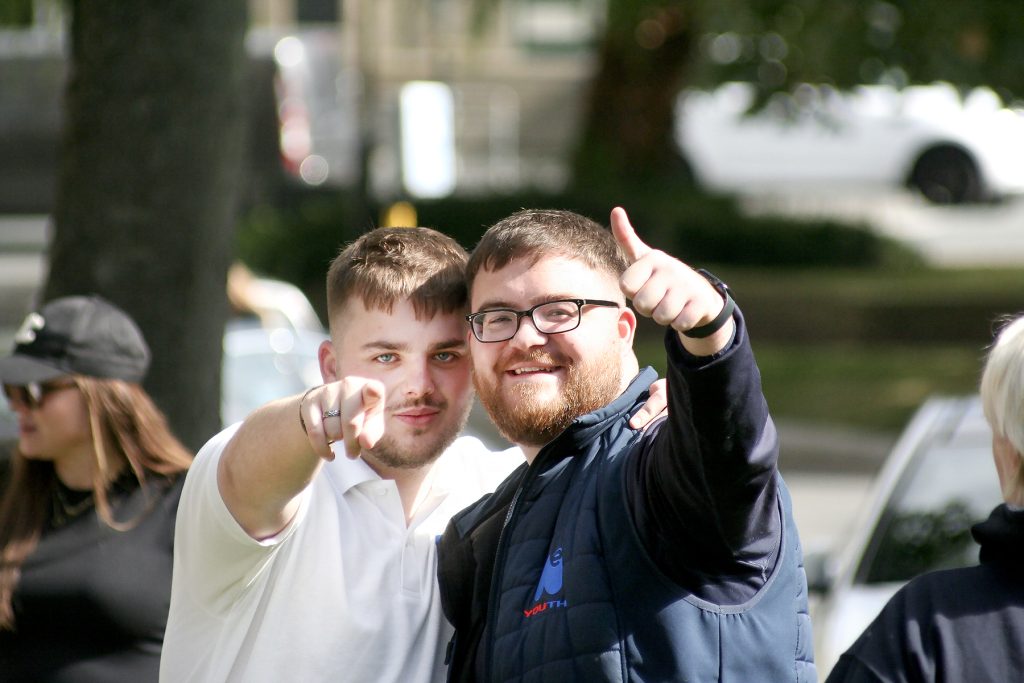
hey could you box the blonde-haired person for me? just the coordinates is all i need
[0,295,192,683]
[826,313,1024,683]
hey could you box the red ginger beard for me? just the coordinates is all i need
[473,346,625,448]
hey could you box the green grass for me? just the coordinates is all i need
[754,343,982,431]
[715,266,1024,305]
[632,265,1022,434]
[635,338,983,433]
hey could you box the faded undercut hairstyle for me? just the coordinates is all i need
[466,209,629,294]
[326,227,469,335]
[981,314,1024,496]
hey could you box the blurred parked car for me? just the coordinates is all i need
[221,319,324,426]
[222,268,326,425]
[809,394,1001,677]
[677,82,1024,204]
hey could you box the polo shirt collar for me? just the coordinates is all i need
[324,443,381,495]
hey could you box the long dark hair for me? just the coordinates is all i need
[0,375,192,630]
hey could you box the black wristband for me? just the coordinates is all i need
[682,270,735,339]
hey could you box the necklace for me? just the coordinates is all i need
[50,483,95,528]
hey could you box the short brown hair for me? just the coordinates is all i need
[326,228,468,329]
[466,209,628,293]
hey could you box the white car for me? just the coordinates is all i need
[220,319,325,426]
[809,395,1001,677]
[677,82,1024,204]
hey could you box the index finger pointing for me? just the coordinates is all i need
[610,207,651,264]
[358,381,386,450]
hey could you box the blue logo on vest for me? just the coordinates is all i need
[524,547,568,618]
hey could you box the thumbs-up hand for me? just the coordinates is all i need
[611,207,734,351]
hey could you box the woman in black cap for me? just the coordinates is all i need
[0,295,192,682]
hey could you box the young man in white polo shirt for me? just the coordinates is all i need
[159,226,666,682]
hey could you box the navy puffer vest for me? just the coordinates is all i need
[440,369,816,682]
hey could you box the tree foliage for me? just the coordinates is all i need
[570,0,696,192]
[693,1,1024,104]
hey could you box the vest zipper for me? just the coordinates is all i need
[482,446,550,681]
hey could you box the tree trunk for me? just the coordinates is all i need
[45,0,248,450]
[571,0,696,193]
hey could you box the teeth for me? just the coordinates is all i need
[512,367,551,375]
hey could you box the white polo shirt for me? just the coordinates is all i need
[159,424,522,683]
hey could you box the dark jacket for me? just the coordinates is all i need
[826,504,1024,683]
[439,315,816,682]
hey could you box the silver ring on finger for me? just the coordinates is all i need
[323,408,341,419]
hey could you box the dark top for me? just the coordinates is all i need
[0,473,186,683]
[826,504,1024,683]
[628,325,781,604]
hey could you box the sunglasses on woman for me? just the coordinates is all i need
[2,379,78,410]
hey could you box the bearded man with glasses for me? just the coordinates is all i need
[437,207,816,683]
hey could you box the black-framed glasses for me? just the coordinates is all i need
[2,379,78,410]
[466,299,620,343]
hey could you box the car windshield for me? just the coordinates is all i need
[857,406,1001,584]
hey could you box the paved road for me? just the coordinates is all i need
[742,189,1024,267]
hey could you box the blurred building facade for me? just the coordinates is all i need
[0,0,605,212]
[258,0,605,199]
[339,0,601,198]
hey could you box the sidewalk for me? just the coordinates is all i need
[778,420,894,474]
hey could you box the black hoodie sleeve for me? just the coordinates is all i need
[626,307,782,603]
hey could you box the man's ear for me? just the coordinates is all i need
[618,305,637,346]
[319,339,338,382]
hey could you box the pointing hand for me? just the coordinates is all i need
[300,378,386,460]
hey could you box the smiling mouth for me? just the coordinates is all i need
[508,366,558,376]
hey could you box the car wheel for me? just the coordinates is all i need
[908,146,984,204]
